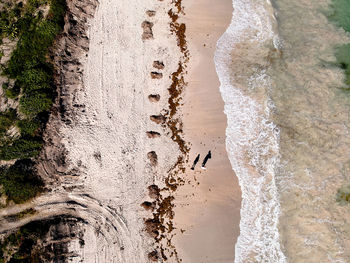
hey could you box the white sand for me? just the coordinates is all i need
[59,0,182,261]
[172,0,241,262]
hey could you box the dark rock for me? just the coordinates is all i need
[148,251,159,262]
[146,10,156,17]
[147,151,158,166]
[146,131,161,138]
[150,72,163,79]
[141,21,154,40]
[150,115,166,124]
[153,61,165,70]
[148,94,160,102]
[148,185,160,199]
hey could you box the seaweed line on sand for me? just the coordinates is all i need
[145,0,190,262]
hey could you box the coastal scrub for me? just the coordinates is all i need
[328,0,350,89]
[336,184,350,205]
[0,218,62,262]
[0,0,66,203]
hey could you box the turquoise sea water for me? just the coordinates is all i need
[216,0,350,262]
[330,0,350,87]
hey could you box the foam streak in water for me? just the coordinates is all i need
[214,0,286,262]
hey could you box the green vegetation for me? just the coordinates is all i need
[17,118,41,137]
[0,160,43,204]
[0,109,16,137]
[335,45,350,87]
[14,208,37,219]
[3,208,37,223]
[329,0,350,32]
[0,1,23,40]
[0,139,43,161]
[4,0,66,117]
[329,1,350,207]
[2,82,20,99]
[0,219,52,262]
[0,0,66,204]
[328,0,350,89]
[336,184,350,205]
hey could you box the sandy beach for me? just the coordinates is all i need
[65,0,241,260]
[172,0,241,262]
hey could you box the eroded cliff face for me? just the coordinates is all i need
[38,0,98,189]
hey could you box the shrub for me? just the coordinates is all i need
[335,44,350,88]
[0,138,42,160]
[2,82,20,99]
[0,0,66,216]
[2,82,9,90]
[0,109,17,137]
[18,68,51,92]
[336,184,350,205]
[0,159,43,203]
[0,218,56,262]
[17,119,41,137]
[19,92,52,117]
[5,88,19,99]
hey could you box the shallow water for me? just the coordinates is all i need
[270,0,350,262]
[215,1,285,262]
[216,0,350,262]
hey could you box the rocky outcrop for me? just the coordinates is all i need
[147,151,158,166]
[148,185,160,199]
[146,10,156,17]
[141,21,154,40]
[146,131,161,138]
[153,61,165,70]
[0,216,86,263]
[150,115,166,124]
[148,94,160,102]
[150,72,163,79]
[141,201,156,211]
[37,0,98,187]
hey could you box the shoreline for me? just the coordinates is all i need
[173,0,241,262]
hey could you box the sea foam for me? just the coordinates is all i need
[214,0,286,262]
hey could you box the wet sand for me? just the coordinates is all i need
[173,0,241,262]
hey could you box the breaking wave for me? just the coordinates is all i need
[214,0,286,262]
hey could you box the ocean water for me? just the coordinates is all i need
[215,0,350,262]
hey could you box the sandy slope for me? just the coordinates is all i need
[58,0,182,261]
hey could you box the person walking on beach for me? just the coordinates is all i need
[201,151,211,169]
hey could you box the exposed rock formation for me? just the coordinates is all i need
[150,72,163,79]
[37,0,98,187]
[141,201,156,211]
[153,61,165,70]
[148,94,160,102]
[148,185,160,199]
[150,115,166,124]
[144,218,160,238]
[141,21,154,40]
[146,10,156,17]
[146,131,161,138]
[147,151,158,166]
[148,251,159,262]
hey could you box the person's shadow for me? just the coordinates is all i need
[191,151,211,170]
